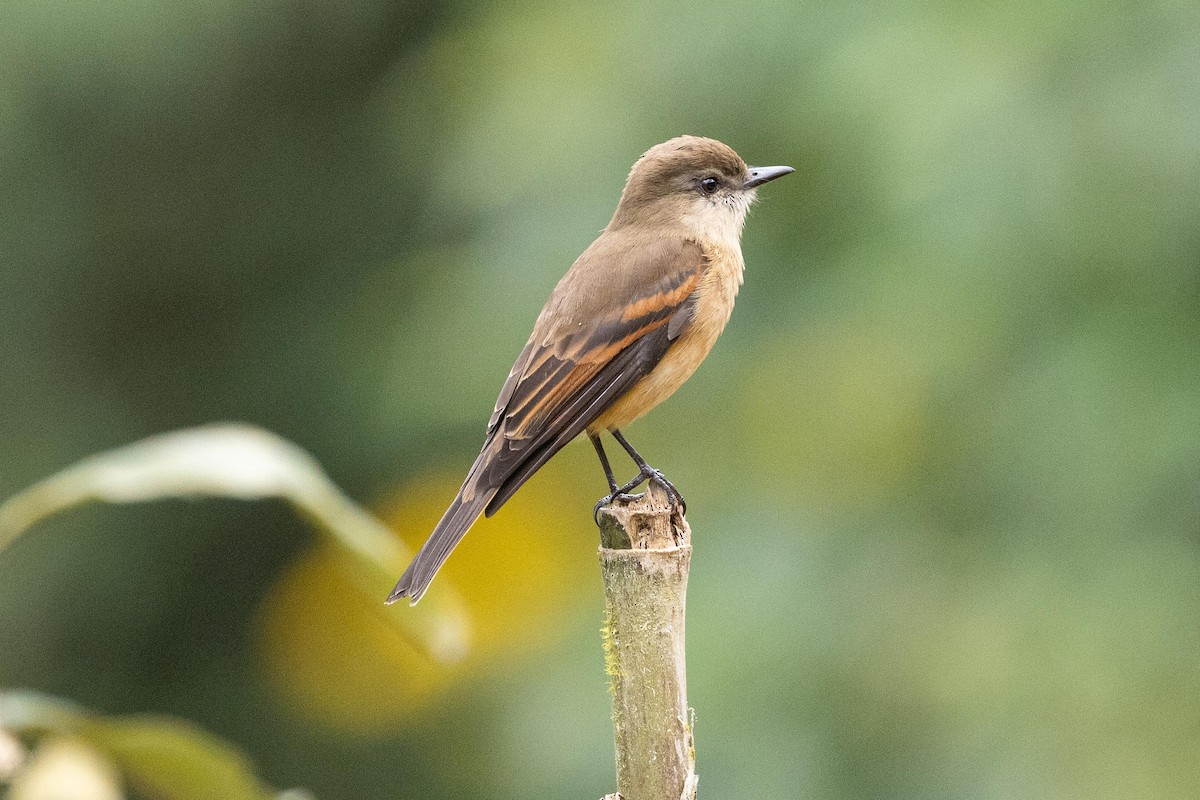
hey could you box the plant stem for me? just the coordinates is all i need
[596,482,697,800]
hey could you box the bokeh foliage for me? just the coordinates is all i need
[2,0,1198,798]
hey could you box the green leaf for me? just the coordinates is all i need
[0,424,468,664]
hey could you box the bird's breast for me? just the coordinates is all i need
[591,244,744,431]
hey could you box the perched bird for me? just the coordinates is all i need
[388,135,792,604]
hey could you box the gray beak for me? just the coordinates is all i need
[744,165,795,189]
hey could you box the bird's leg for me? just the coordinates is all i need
[609,428,687,515]
[590,432,620,494]
[591,432,624,523]
[592,430,687,523]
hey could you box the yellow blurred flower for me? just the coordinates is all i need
[255,444,600,734]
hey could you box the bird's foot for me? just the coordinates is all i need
[592,466,686,525]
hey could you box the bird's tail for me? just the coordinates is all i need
[386,478,497,606]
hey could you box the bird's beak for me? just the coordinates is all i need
[744,165,795,189]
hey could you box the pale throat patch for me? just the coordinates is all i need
[679,188,756,250]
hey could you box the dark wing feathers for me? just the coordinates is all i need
[499,263,702,444]
[667,290,699,340]
[487,340,534,435]
[483,322,674,515]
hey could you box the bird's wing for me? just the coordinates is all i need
[477,234,707,513]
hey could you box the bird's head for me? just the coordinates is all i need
[609,135,793,241]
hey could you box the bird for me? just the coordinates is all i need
[387,135,792,604]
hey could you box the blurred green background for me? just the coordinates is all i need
[2,0,1199,797]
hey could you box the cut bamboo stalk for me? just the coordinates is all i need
[595,481,697,800]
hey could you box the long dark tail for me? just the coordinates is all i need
[385,425,564,605]
[386,478,497,605]
[385,392,602,605]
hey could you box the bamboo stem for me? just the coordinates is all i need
[596,481,697,800]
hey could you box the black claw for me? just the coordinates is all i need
[593,491,636,524]
[593,495,609,525]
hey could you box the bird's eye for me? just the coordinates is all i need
[699,176,720,194]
